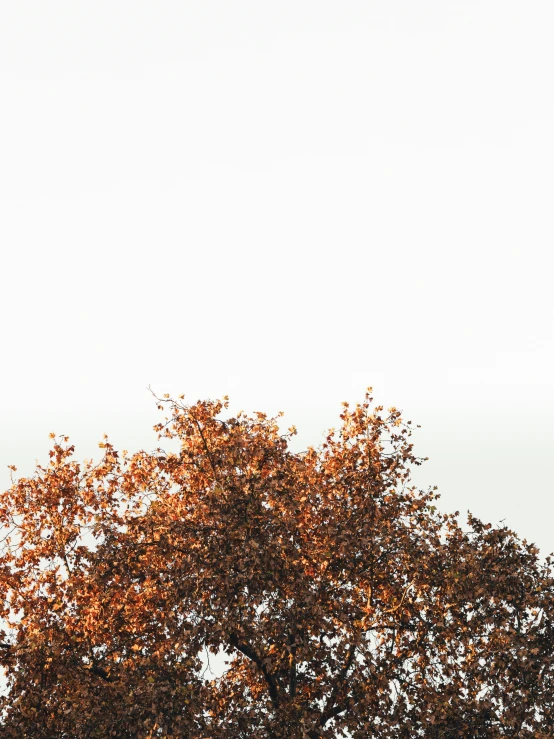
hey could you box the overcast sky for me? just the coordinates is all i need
[1,1,553,555]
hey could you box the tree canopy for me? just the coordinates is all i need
[1,391,553,738]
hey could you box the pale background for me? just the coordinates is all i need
[1,1,553,555]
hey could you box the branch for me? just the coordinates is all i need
[86,663,116,683]
[320,642,358,726]
[229,633,280,708]
[189,413,221,484]
[320,581,380,727]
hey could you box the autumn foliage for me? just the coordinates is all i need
[1,391,553,738]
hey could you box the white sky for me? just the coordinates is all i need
[1,1,553,554]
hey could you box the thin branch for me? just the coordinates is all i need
[288,628,297,699]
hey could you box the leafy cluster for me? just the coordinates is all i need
[1,391,553,737]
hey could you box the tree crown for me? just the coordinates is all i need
[1,391,553,738]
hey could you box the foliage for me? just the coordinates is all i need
[1,391,553,738]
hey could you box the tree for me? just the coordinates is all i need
[0,390,553,738]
